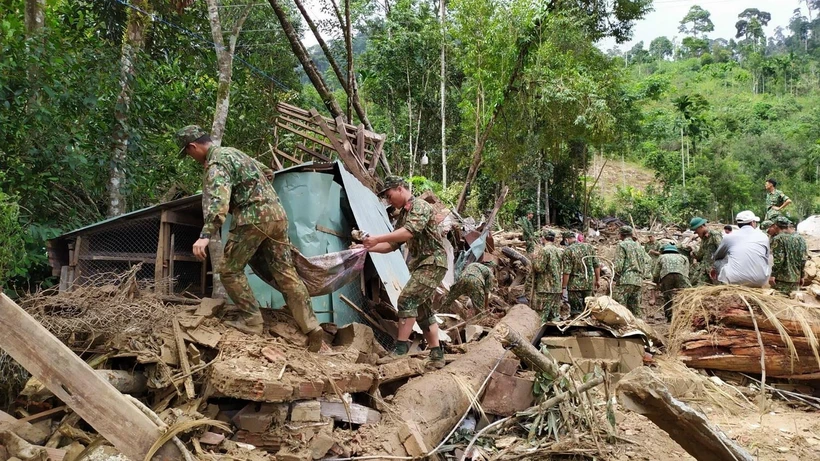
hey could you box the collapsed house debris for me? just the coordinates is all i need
[4,101,820,461]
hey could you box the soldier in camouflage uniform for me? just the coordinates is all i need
[443,261,495,315]
[764,178,792,221]
[652,244,690,322]
[785,221,808,271]
[760,220,776,241]
[517,212,536,254]
[529,230,564,322]
[689,217,722,286]
[177,126,324,350]
[769,217,804,295]
[561,231,600,316]
[364,176,448,370]
[613,226,647,316]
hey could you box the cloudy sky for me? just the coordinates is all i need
[598,0,809,52]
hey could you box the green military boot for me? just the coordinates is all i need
[423,346,445,370]
[376,341,410,365]
[224,311,264,336]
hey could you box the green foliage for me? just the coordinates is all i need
[0,190,25,288]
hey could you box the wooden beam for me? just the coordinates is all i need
[339,295,392,337]
[164,211,202,228]
[356,124,366,160]
[0,293,182,460]
[617,367,754,461]
[173,317,196,400]
[295,143,331,162]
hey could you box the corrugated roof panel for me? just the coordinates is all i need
[336,163,409,309]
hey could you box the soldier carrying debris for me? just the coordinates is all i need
[442,261,496,316]
[689,217,722,286]
[517,212,536,254]
[363,175,448,370]
[652,244,690,322]
[561,231,600,316]
[613,226,647,317]
[769,216,804,295]
[177,125,325,350]
[529,230,564,322]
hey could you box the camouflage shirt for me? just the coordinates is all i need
[614,239,646,286]
[461,262,495,294]
[771,232,803,283]
[393,197,447,270]
[643,241,661,260]
[765,189,790,220]
[531,244,563,294]
[201,145,284,236]
[694,230,722,266]
[653,253,689,282]
[562,242,599,291]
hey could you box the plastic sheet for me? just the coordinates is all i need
[249,248,368,297]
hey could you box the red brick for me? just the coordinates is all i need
[480,374,535,416]
[295,379,325,399]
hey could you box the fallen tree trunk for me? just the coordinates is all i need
[495,322,559,377]
[617,367,754,461]
[356,304,541,457]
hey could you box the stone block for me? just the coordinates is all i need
[310,433,336,459]
[540,336,644,372]
[398,421,428,457]
[291,400,322,423]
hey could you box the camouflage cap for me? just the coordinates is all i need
[775,216,792,228]
[661,244,679,254]
[619,225,633,236]
[689,217,707,230]
[541,229,556,239]
[562,231,575,239]
[377,175,407,196]
[175,125,209,157]
[760,220,773,230]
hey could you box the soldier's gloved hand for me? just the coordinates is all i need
[512,260,523,270]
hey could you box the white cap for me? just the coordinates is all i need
[735,210,760,224]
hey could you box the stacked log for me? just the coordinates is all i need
[674,293,820,380]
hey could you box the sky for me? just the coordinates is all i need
[598,0,809,52]
[298,0,810,51]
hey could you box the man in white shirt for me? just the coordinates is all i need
[712,210,771,287]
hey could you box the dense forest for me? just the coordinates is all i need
[1,0,818,290]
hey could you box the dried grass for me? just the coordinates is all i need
[16,264,174,348]
[653,356,752,414]
[668,285,820,369]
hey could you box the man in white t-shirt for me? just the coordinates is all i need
[713,210,770,287]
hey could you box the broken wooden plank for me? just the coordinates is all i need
[0,293,182,460]
[173,317,196,400]
[617,367,754,461]
[320,400,380,425]
[339,295,392,337]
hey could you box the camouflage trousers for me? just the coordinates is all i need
[613,284,642,317]
[443,275,487,313]
[221,220,319,334]
[773,280,798,296]
[399,265,447,330]
[568,290,592,315]
[533,292,562,322]
[690,262,714,287]
[659,273,690,322]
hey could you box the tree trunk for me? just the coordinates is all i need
[344,0,353,122]
[267,0,344,119]
[617,367,755,461]
[25,0,45,112]
[440,0,447,188]
[544,177,550,225]
[290,0,371,130]
[109,0,151,218]
[356,304,541,457]
[205,0,251,145]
